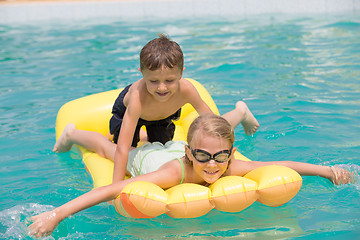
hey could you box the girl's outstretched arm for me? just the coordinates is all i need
[274,161,354,184]
[236,160,354,185]
[29,182,122,238]
[28,160,182,238]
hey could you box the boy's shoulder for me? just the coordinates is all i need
[178,78,203,101]
[122,79,147,106]
[128,79,148,96]
[179,78,196,92]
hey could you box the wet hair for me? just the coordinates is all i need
[185,114,235,165]
[140,33,184,71]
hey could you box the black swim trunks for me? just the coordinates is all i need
[109,84,181,147]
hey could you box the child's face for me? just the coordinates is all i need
[141,66,183,102]
[186,132,233,184]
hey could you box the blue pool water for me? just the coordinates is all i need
[1,14,360,239]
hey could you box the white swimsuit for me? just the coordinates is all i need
[127,140,186,177]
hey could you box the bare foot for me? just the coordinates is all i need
[53,123,76,152]
[236,101,260,135]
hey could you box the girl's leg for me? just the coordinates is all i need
[222,101,260,135]
[53,123,117,161]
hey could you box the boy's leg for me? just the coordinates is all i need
[145,121,175,145]
[222,101,260,135]
[144,109,180,144]
[53,123,117,161]
[139,127,148,143]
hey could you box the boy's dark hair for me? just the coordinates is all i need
[140,34,184,71]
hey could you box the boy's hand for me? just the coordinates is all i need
[28,210,59,238]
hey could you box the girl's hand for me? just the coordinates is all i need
[330,166,355,185]
[28,210,60,238]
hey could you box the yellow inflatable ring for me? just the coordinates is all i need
[114,166,302,218]
[55,78,302,218]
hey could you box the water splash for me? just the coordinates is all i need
[0,203,54,239]
[335,164,360,190]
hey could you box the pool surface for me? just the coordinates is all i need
[1,13,360,239]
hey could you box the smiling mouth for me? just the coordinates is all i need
[204,170,219,175]
[156,92,169,97]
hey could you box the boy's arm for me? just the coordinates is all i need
[182,79,213,114]
[113,94,142,183]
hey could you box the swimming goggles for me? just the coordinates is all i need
[188,146,233,163]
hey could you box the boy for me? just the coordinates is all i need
[54,34,260,183]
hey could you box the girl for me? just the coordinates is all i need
[29,114,353,238]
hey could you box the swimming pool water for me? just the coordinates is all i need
[1,14,360,239]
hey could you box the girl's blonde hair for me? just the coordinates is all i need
[187,114,234,147]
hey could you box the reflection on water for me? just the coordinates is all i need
[1,14,359,239]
